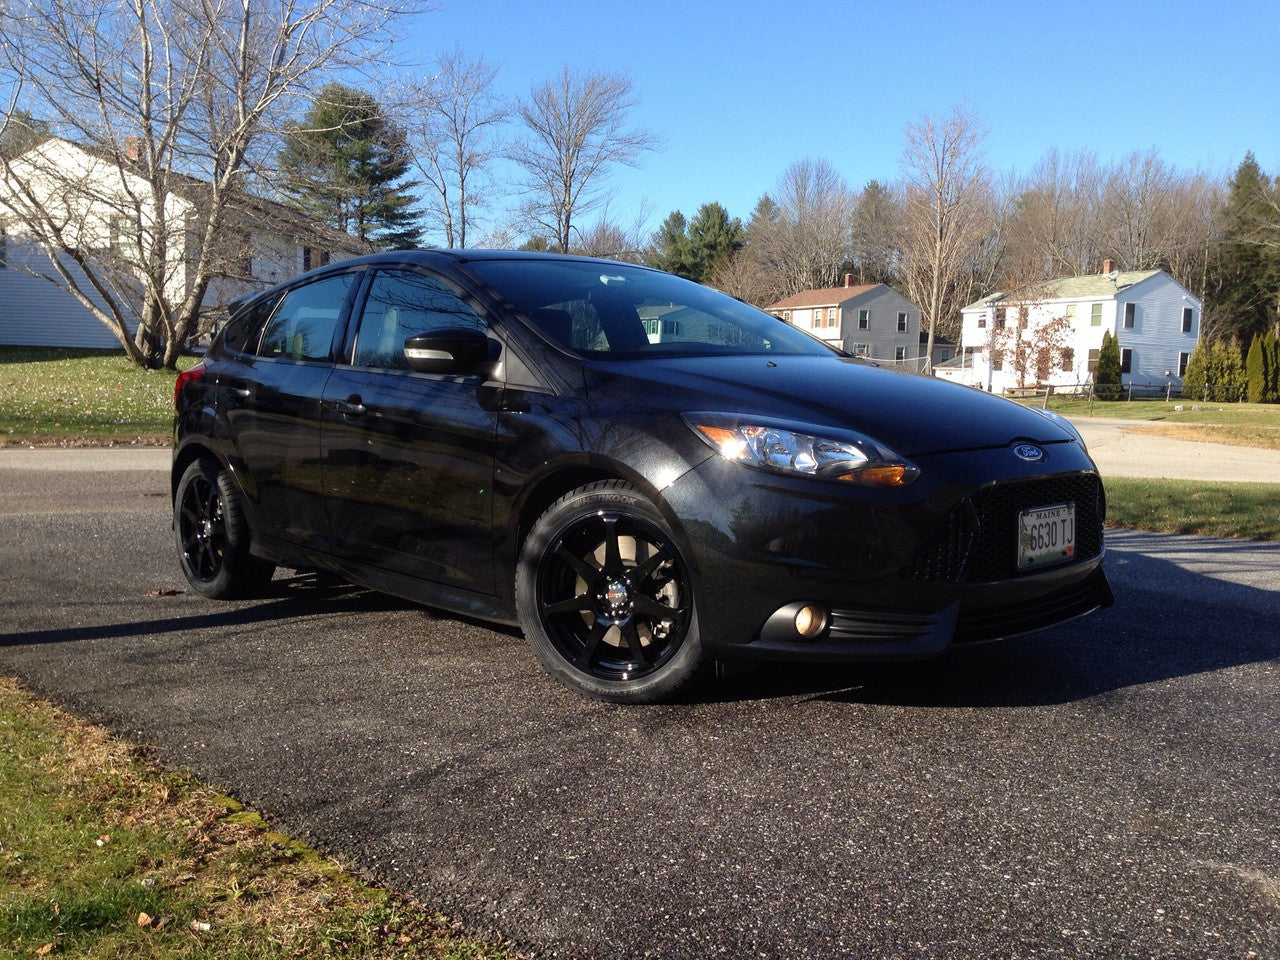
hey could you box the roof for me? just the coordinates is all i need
[23,137,368,255]
[769,283,881,310]
[962,270,1164,311]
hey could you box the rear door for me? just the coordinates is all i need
[320,266,503,595]
[220,269,360,550]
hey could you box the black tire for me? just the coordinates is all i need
[174,458,275,599]
[516,481,703,703]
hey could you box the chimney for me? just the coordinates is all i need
[1101,258,1115,275]
[124,136,143,162]
[844,273,853,288]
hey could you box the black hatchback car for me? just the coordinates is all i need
[174,250,1113,702]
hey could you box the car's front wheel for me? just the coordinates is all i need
[516,481,704,703]
[174,458,275,599]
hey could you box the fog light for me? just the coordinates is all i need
[794,603,828,639]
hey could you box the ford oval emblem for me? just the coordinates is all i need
[1013,443,1045,462]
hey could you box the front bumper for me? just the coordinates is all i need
[660,440,1114,661]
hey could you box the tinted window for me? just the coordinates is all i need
[463,259,833,359]
[220,294,279,356]
[353,269,486,370]
[259,273,355,361]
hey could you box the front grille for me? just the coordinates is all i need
[906,473,1105,583]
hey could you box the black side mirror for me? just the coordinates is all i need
[404,328,499,376]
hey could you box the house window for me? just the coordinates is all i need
[993,354,1004,371]
[858,309,869,330]
[1090,303,1103,326]
[827,307,837,328]
[895,346,907,361]
[851,342,870,357]
[897,312,908,331]
[1178,351,1190,376]
[1062,347,1074,372]
[1182,307,1194,333]
[994,308,1007,330]
[1123,302,1135,328]
[1120,348,1132,374]
[1065,304,1076,320]
[111,215,141,261]
[1087,348,1100,373]
[783,310,791,323]
[643,318,659,335]
[662,318,680,336]
[977,312,987,329]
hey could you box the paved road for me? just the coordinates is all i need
[1071,418,1280,483]
[1,455,1278,958]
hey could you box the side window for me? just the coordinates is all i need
[353,269,486,370]
[259,272,355,361]
[220,294,279,356]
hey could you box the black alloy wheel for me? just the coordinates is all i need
[517,482,703,702]
[174,458,274,599]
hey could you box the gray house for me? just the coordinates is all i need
[769,279,928,370]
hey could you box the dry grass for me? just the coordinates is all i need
[0,676,515,959]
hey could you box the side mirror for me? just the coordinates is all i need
[404,328,499,376]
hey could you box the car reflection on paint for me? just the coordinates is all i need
[173,251,1113,703]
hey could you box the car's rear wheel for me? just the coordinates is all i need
[175,458,274,599]
[517,481,703,703]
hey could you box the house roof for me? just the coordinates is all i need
[24,137,368,255]
[963,269,1164,311]
[769,283,881,310]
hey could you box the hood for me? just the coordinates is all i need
[594,355,1077,457]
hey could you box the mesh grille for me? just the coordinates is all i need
[906,473,1105,583]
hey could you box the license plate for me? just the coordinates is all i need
[1017,503,1076,570]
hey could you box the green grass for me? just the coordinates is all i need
[0,677,513,959]
[0,346,194,445]
[1106,477,1280,540]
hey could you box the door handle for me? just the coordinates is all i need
[335,396,367,417]
[229,385,252,398]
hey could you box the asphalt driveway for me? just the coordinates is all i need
[1,451,1278,959]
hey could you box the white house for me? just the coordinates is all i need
[0,137,366,349]
[941,262,1203,393]
[769,279,939,370]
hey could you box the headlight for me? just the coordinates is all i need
[684,414,919,488]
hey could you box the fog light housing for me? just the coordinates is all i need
[794,603,829,639]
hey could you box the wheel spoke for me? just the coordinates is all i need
[620,621,652,666]
[630,546,670,584]
[576,619,610,668]
[554,545,599,583]
[601,516,622,573]
[634,595,682,623]
[542,594,592,617]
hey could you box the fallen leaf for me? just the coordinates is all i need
[137,911,152,927]
[34,945,54,957]
[148,588,181,598]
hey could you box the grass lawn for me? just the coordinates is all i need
[1105,477,1280,541]
[0,676,511,959]
[0,346,193,446]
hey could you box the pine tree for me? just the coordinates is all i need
[278,83,422,250]
[1205,154,1280,343]
[1208,339,1247,401]
[1181,340,1209,401]
[1095,330,1123,400]
[1265,331,1280,403]
[1246,333,1266,402]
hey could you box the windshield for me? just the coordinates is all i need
[463,258,836,359]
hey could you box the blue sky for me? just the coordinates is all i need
[404,0,1280,239]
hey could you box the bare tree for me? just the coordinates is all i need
[0,0,421,368]
[748,159,855,297]
[510,66,657,253]
[1002,149,1106,280]
[896,106,994,372]
[401,50,508,248]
